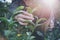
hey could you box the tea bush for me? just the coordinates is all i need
[0,1,60,40]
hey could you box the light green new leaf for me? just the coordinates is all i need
[16,6,24,11]
[26,7,32,13]
[36,18,47,24]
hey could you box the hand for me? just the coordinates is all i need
[15,11,34,25]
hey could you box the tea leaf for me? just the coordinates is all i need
[36,18,47,24]
[16,6,24,11]
[26,7,32,13]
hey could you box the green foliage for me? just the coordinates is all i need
[0,1,10,17]
[0,4,47,40]
[16,6,24,11]
[26,7,33,13]
[0,1,60,40]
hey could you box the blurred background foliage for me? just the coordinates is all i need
[0,0,12,37]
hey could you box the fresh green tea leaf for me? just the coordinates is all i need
[16,6,24,11]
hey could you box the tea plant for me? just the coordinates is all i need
[0,1,60,40]
[0,4,47,40]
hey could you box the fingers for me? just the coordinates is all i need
[15,11,34,25]
[17,18,32,25]
[15,14,34,20]
[19,22,28,25]
[22,11,33,17]
[16,18,28,25]
[16,11,33,17]
[17,18,26,22]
